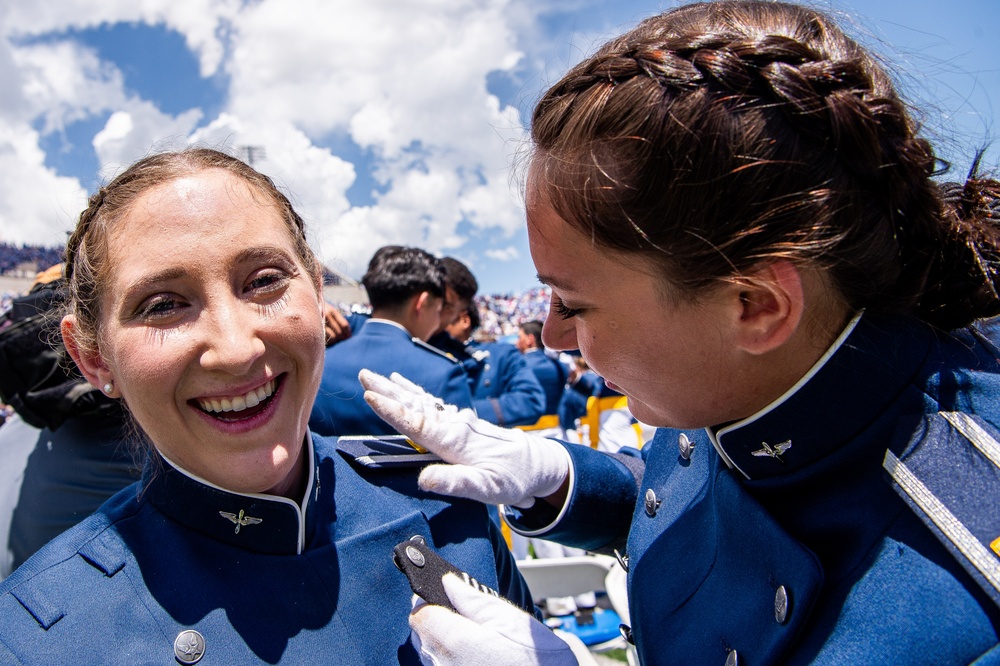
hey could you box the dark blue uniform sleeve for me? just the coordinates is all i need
[473,348,545,427]
[505,442,643,553]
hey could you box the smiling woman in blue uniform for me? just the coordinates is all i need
[356,2,1000,664]
[0,149,531,665]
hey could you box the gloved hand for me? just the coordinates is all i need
[359,369,570,508]
[410,573,596,666]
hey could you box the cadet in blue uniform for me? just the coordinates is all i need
[433,286,547,428]
[309,246,475,437]
[0,149,530,665]
[471,340,546,427]
[356,3,1000,664]
[516,320,567,424]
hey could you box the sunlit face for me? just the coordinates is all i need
[515,329,533,352]
[526,171,746,430]
[445,309,472,342]
[88,169,325,497]
[435,286,468,335]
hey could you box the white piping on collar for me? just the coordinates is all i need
[708,310,864,480]
[156,436,316,554]
[367,318,410,334]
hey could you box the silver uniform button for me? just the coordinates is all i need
[678,433,694,460]
[775,585,790,624]
[174,630,206,664]
[644,488,661,517]
[405,545,426,567]
[725,649,739,666]
[613,548,629,573]
[619,623,634,644]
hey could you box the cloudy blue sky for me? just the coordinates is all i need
[1,0,997,294]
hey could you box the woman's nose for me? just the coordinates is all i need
[198,299,266,374]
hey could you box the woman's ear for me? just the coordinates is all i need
[61,314,111,390]
[731,261,804,355]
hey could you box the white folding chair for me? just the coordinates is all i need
[516,554,637,664]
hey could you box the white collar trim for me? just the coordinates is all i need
[708,310,864,479]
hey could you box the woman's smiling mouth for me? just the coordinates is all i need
[195,377,280,420]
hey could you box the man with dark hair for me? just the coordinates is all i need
[309,246,475,436]
[422,256,545,427]
[436,256,478,338]
[445,303,480,344]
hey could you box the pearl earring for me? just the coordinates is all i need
[103,382,114,396]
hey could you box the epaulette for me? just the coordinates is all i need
[336,435,441,469]
[883,411,1000,608]
[411,337,460,363]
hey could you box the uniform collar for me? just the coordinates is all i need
[366,318,412,335]
[142,439,317,555]
[708,312,934,480]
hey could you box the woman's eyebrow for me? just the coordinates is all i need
[121,267,186,301]
[536,273,574,291]
[230,246,296,267]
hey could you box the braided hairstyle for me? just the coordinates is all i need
[64,148,320,357]
[531,0,1000,329]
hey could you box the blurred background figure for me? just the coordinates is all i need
[515,320,567,439]
[310,246,474,437]
[0,264,136,580]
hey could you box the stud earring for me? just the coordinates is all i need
[103,381,114,396]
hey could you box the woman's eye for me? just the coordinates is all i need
[245,270,289,299]
[247,271,288,294]
[552,296,582,320]
[136,296,182,320]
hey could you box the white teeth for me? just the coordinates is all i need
[198,379,276,414]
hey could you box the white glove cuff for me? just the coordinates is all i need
[534,439,573,499]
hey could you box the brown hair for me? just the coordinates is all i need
[531,0,1000,329]
[64,147,320,356]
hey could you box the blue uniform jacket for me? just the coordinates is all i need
[521,349,567,417]
[310,320,475,437]
[507,313,1000,664]
[470,341,545,427]
[0,435,532,665]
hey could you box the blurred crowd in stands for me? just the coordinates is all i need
[0,243,62,278]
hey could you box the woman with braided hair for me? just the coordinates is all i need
[0,148,534,664]
[357,1,1000,664]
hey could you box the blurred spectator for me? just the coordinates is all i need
[468,333,545,428]
[309,246,475,437]
[515,320,567,438]
[0,265,136,579]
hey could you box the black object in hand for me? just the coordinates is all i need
[393,535,501,611]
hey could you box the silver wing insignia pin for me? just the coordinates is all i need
[219,509,263,534]
[751,440,792,462]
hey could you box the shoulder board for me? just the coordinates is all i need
[336,435,442,469]
[411,337,459,363]
[884,411,1000,608]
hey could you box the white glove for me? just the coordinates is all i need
[410,573,596,666]
[359,369,570,508]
